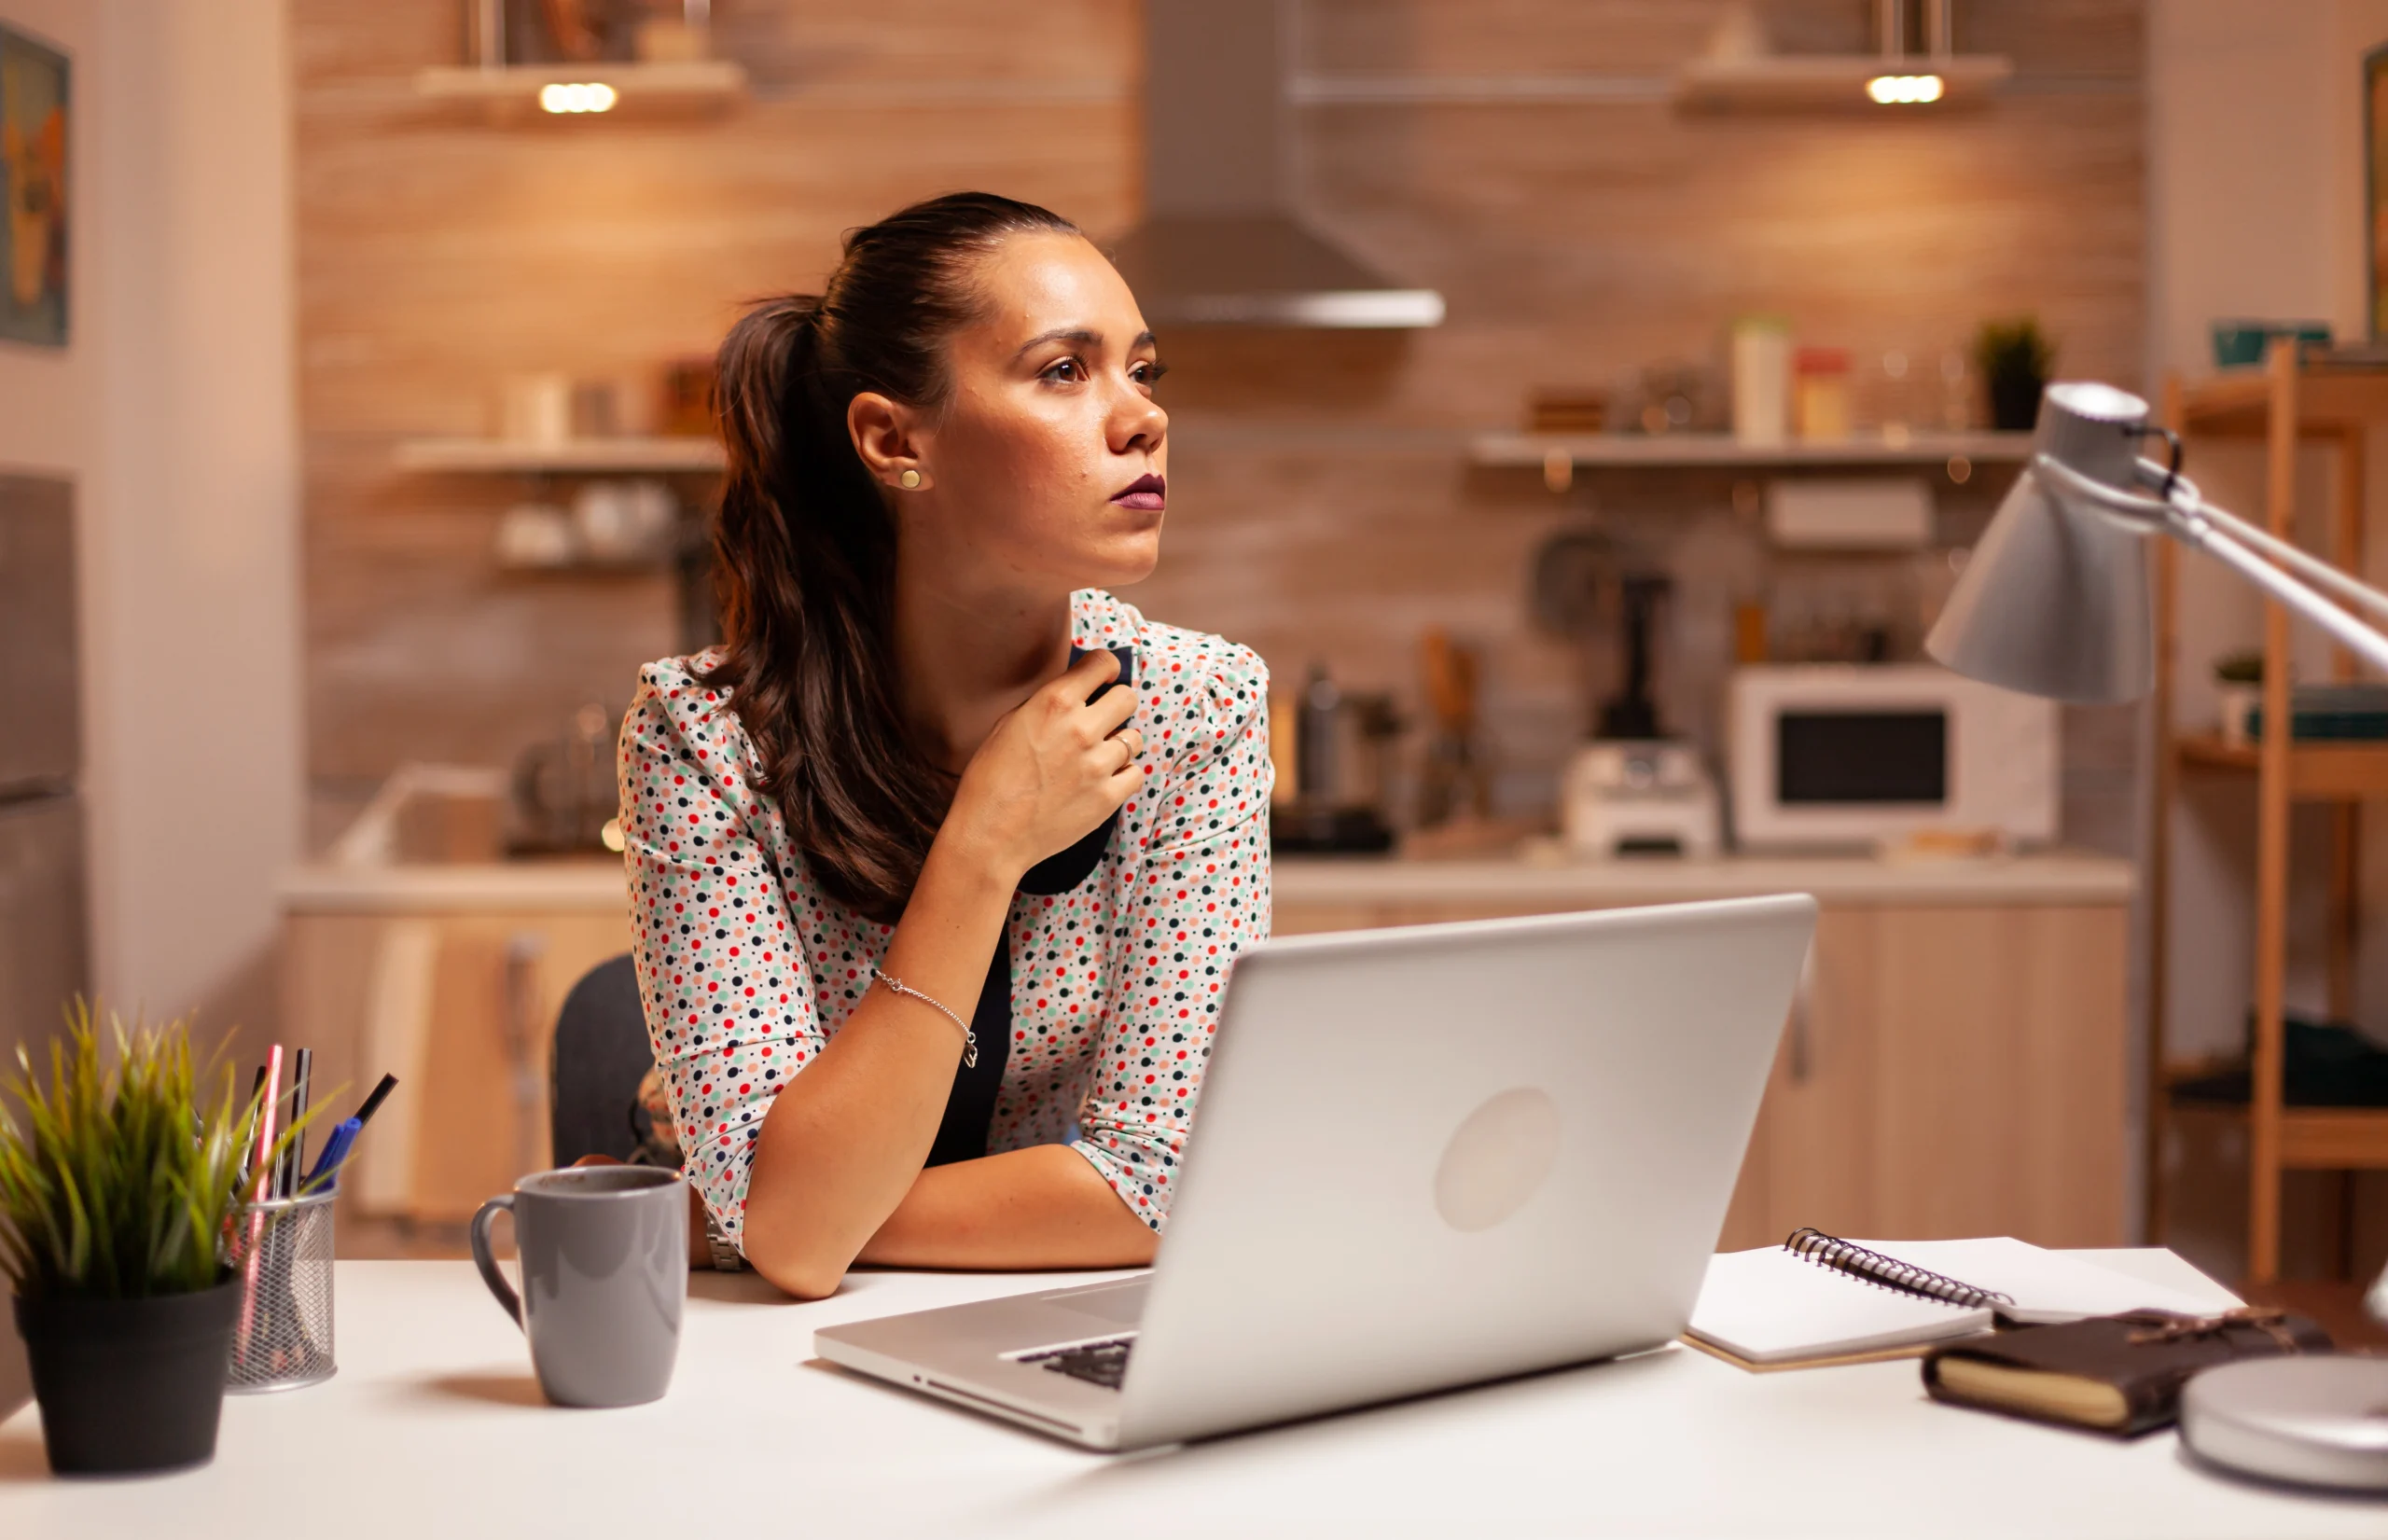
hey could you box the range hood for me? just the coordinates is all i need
[1109,0,1444,328]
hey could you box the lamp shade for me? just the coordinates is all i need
[1925,383,2156,703]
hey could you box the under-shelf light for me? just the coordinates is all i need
[1866,73,1945,104]
[538,81,618,114]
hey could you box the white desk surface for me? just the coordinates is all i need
[4,1251,2381,1538]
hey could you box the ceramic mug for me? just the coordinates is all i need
[469,1165,687,1407]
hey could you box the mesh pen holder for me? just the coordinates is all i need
[225,1188,337,1393]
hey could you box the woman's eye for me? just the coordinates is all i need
[1040,357,1086,383]
[1132,361,1168,388]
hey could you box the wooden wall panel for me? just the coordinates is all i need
[295,0,2143,843]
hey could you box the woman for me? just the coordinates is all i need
[619,192,1271,1299]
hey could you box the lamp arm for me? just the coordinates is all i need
[2163,516,2388,676]
[2165,479,2388,630]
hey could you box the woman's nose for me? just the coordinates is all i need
[1110,384,1166,455]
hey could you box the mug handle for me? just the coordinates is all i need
[469,1194,523,1328]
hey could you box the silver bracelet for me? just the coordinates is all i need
[870,965,978,1068]
[701,1205,743,1271]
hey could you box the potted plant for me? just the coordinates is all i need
[1975,317,2057,432]
[0,1004,301,1476]
[2214,648,2265,746]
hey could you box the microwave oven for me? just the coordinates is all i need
[1725,664,2059,850]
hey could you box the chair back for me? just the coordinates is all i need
[548,954,659,1166]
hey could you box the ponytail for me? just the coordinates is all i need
[698,192,1080,920]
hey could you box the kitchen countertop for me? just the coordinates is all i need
[280,846,2133,914]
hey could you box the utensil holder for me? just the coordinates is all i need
[225,1188,337,1392]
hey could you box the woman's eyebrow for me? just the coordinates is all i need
[1013,326,1099,359]
[1010,327,1159,360]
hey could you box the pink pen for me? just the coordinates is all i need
[236,1045,285,1353]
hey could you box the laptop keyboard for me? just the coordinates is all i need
[1019,1336,1136,1391]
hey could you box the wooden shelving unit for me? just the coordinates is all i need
[394,437,725,475]
[2147,340,2388,1283]
[1468,429,2030,473]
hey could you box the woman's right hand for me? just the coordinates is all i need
[943,650,1145,882]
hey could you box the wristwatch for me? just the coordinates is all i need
[702,1206,743,1271]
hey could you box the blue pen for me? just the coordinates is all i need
[301,1117,361,1193]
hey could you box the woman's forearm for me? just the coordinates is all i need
[856,1144,1159,1271]
[738,830,1020,1297]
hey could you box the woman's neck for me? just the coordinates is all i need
[892,562,1074,775]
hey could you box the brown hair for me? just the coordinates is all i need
[698,191,1081,920]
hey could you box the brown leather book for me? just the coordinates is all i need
[1923,1310,2334,1436]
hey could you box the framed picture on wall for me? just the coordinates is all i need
[0,21,66,349]
[2371,44,2388,340]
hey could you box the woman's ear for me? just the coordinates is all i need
[848,391,930,492]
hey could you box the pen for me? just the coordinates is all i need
[245,1047,284,1202]
[277,1048,313,1198]
[301,1117,361,1193]
[237,1046,285,1353]
[351,1072,399,1131]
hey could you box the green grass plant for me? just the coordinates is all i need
[0,1002,310,1302]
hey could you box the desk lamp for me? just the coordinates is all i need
[1924,380,2388,1491]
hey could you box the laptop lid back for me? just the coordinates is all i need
[1115,894,1816,1448]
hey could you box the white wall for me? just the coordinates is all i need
[2148,0,2388,1067]
[0,0,299,1035]
[0,0,298,1415]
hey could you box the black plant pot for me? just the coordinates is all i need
[1987,369,2048,433]
[14,1278,241,1476]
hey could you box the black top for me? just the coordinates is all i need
[924,646,1134,1166]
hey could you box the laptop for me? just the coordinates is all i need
[813,895,1817,1450]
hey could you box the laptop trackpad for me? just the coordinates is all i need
[1044,1277,1148,1325]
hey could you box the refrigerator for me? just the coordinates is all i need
[0,474,88,1057]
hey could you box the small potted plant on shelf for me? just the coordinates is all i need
[2214,649,2265,746]
[1975,316,2057,432]
[0,1003,300,1477]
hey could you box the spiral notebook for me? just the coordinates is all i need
[1686,1230,2228,1370]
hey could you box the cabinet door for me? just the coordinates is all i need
[285,909,636,1222]
[1729,904,2129,1249]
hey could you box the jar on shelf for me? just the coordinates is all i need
[1795,347,1851,442]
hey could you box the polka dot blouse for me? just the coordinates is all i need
[618,590,1274,1249]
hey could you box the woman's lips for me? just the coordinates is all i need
[1111,473,1166,512]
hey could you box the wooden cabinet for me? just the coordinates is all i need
[281,866,632,1224]
[1275,871,2131,1252]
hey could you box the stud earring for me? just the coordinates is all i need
[898,468,922,490]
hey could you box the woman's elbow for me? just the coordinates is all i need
[739,1216,854,1300]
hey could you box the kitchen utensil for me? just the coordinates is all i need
[1416,630,1487,828]
[571,479,676,562]
[1794,347,1851,441]
[500,372,573,447]
[1731,317,1791,448]
[1270,663,1397,853]
[495,501,576,568]
[512,703,619,853]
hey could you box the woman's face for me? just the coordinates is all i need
[856,232,1168,597]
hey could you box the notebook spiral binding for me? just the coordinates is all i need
[1783,1228,2018,1311]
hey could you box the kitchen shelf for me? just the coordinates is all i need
[412,61,747,118]
[2177,366,2388,437]
[394,437,725,474]
[1673,54,2012,111]
[1469,430,2030,472]
[2174,733,2388,800]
